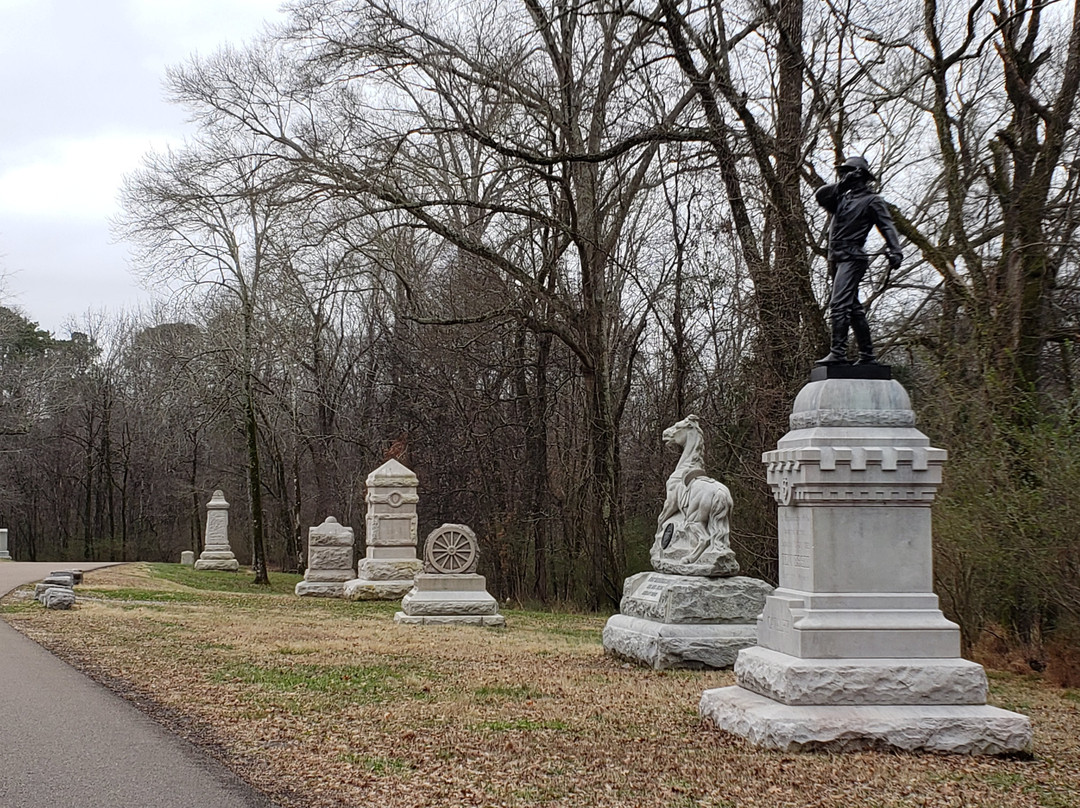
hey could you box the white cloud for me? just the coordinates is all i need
[0,0,286,329]
[127,0,285,61]
[0,133,169,220]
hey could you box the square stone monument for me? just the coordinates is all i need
[699,366,1032,754]
[0,528,10,560]
[194,490,240,572]
[344,459,423,600]
[395,524,505,626]
[603,415,772,669]
[295,517,355,597]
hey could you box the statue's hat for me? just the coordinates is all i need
[836,155,876,181]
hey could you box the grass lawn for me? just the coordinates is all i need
[3,563,1079,808]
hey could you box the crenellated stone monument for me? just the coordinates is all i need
[343,459,423,600]
[194,490,239,572]
[395,524,504,626]
[296,517,355,597]
[603,416,773,669]
[699,365,1033,754]
[0,528,10,560]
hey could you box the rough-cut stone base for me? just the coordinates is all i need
[343,578,415,600]
[735,646,988,706]
[35,577,73,599]
[357,558,423,581]
[42,587,76,609]
[651,546,740,578]
[194,558,240,572]
[699,686,1032,755]
[603,614,756,669]
[620,573,772,623]
[394,612,505,626]
[295,581,346,598]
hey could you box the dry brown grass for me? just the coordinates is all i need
[4,564,1080,808]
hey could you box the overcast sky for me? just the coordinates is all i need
[0,0,287,335]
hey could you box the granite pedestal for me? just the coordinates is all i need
[603,573,770,669]
[699,366,1032,754]
[395,573,505,626]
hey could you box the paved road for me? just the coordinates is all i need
[0,562,278,808]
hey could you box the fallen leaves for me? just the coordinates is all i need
[3,563,1078,808]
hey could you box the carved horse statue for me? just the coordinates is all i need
[654,415,733,569]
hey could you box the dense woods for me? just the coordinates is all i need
[2,0,1080,667]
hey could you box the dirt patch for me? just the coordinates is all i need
[4,564,1079,808]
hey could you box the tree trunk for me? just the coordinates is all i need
[243,308,270,585]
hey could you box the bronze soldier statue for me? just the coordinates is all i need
[814,156,903,366]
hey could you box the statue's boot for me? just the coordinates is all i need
[815,313,851,366]
[851,308,878,365]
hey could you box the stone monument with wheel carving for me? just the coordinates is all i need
[603,415,773,668]
[699,365,1033,754]
[394,523,505,626]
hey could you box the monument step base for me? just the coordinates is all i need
[735,646,988,705]
[295,581,345,598]
[412,573,491,593]
[343,578,415,600]
[401,595,500,616]
[602,614,756,670]
[193,559,240,572]
[394,612,505,627]
[700,685,1032,755]
[357,559,423,581]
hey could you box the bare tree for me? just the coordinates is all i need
[117,139,303,584]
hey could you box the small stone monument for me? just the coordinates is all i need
[343,459,423,600]
[0,528,11,559]
[699,365,1032,754]
[42,587,76,609]
[296,517,355,597]
[603,415,773,669]
[35,573,75,609]
[194,490,239,572]
[35,573,74,600]
[395,524,505,626]
[180,550,195,566]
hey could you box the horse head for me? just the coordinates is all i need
[662,414,701,450]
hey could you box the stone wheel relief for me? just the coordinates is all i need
[424,523,479,574]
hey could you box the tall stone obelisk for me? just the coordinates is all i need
[194,490,239,572]
[699,366,1032,754]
